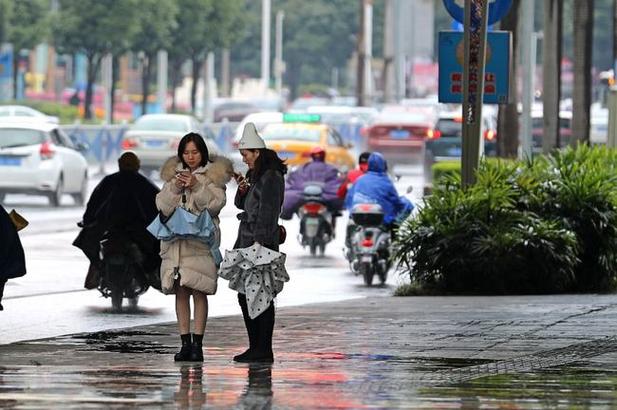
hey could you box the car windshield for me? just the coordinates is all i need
[436,119,462,137]
[260,125,322,142]
[0,128,46,148]
[132,117,189,132]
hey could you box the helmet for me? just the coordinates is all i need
[358,151,371,172]
[310,146,326,161]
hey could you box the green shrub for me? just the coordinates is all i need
[431,160,460,184]
[394,146,617,295]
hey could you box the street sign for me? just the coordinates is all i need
[438,31,512,104]
[443,0,512,26]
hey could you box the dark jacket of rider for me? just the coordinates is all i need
[344,153,413,225]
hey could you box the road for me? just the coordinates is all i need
[0,165,424,344]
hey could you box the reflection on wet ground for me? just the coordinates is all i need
[3,296,617,408]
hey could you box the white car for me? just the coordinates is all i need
[121,113,220,173]
[0,122,88,206]
[0,105,59,124]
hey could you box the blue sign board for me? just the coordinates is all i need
[438,31,511,104]
[443,0,513,26]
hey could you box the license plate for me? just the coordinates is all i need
[0,156,21,166]
[305,218,319,226]
[389,129,410,139]
[447,147,462,156]
[361,255,372,263]
[145,139,166,148]
[277,151,294,159]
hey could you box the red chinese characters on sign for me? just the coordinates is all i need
[450,72,496,95]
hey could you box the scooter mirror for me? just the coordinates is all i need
[406,185,413,194]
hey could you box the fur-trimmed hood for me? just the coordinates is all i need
[160,155,234,186]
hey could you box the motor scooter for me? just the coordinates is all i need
[99,228,149,311]
[347,204,391,285]
[297,184,333,256]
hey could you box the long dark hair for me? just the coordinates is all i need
[249,148,287,182]
[177,132,210,169]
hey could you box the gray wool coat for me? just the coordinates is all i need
[234,169,285,252]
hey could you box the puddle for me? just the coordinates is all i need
[71,330,170,354]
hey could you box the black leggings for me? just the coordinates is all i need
[238,293,275,354]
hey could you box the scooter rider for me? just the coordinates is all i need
[280,147,344,233]
[345,152,413,238]
[73,152,161,291]
[337,151,371,200]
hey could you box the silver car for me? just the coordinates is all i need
[121,114,219,173]
[0,122,88,206]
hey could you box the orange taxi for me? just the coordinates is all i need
[259,114,356,171]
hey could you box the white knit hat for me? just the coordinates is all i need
[238,122,266,149]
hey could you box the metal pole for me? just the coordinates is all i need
[102,53,112,124]
[202,52,215,123]
[393,0,405,102]
[461,0,489,187]
[363,0,373,106]
[261,0,271,94]
[221,49,230,98]
[519,1,535,159]
[608,87,617,148]
[275,11,284,96]
[157,50,167,113]
[383,0,394,103]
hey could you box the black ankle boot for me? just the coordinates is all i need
[190,333,204,362]
[174,334,192,362]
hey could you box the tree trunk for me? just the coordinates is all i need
[572,0,594,144]
[141,54,152,116]
[85,54,102,120]
[497,0,520,158]
[190,56,203,115]
[170,60,181,113]
[287,60,301,101]
[12,54,18,100]
[542,0,562,153]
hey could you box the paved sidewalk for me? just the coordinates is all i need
[2,294,617,408]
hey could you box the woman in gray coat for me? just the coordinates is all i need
[232,123,287,363]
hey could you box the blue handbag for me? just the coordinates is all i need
[147,205,222,264]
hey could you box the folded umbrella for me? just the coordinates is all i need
[218,243,290,319]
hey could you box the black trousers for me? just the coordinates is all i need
[238,293,275,354]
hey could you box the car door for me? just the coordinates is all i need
[50,128,86,192]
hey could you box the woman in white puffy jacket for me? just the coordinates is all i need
[156,132,232,362]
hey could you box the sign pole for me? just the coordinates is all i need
[461,0,489,187]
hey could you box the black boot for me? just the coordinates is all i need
[249,302,275,364]
[234,294,258,362]
[174,333,192,362]
[190,333,204,362]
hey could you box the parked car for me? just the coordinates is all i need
[121,113,219,174]
[0,105,59,124]
[0,122,88,206]
[259,116,356,171]
[366,111,436,165]
[590,107,609,145]
[423,109,498,181]
[213,100,260,122]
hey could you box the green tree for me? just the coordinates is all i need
[0,0,11,45]
[6,0,49,99]
[52,0,139,119]
[170,0,242,114]
[131,0,178,115]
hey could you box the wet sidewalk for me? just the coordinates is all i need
[2,294,617,408]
